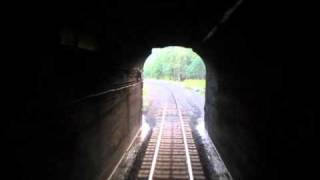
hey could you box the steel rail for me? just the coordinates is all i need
[148,104,167,180]
[172,95,194,180]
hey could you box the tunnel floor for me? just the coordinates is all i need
[108,80,231,180]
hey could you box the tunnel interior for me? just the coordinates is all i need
[7,0,316,180]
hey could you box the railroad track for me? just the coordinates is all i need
[135,94,206,180]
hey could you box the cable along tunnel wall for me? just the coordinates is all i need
[63,66,143,180]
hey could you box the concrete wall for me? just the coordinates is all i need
[67,78,142,180]
[197,1,316,179]
[7,46,143,180]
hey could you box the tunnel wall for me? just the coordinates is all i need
[66,74,142,180]
[67,84,142,180]
[199,1,315,179]
[8,44,143,180]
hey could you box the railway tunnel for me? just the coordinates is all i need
[8,0,316,180]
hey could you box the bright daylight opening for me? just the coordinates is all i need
[142,46,206,137]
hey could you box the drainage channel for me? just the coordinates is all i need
[135,101,206,180]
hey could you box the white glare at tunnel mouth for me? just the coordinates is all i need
[140,115,150,140]
[196,118,206,137]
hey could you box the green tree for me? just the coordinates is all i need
[143,46,205,80]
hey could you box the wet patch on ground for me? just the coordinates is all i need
[191,126,232,180]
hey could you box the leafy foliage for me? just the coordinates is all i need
[143,46,206,80]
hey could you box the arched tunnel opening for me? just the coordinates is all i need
[105,46,231,180]
[7,1,315,180]
[142,46,207,129]
[125,46,228,179]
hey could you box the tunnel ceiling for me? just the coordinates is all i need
[57,0,240,50]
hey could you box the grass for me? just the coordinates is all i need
[180,79,205,96]
[181,79,205,91]
[165,79,205,96]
